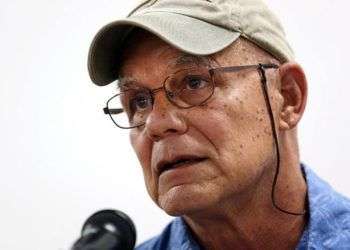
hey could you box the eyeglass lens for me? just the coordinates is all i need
[107,68,214,128]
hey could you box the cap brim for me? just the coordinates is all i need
[88,12,241,86]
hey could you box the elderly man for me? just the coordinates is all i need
[88,0,350,249]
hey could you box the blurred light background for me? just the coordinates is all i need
[0,0,349,249]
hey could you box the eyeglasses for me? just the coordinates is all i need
[103,63,278,129]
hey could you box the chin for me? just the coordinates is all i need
[157,184,217,216]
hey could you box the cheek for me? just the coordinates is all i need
[130,130,158,199]
[192,85,274,170]
[130,130,144,162]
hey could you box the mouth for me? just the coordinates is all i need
[157,156,207,175]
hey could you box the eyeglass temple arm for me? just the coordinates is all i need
[103,107,124,115]
[211,63,278,74]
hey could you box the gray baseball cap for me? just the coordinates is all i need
[88,0,294,86]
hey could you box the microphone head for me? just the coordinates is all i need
[78,209,136,250]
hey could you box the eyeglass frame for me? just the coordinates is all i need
[103,63,279,129]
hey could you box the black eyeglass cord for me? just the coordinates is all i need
[258,64,306,216]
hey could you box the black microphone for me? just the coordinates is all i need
[71,209,137,250]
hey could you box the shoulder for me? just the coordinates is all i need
[304,165,350,248]
[135,217,195,250]
[305,164,350,222]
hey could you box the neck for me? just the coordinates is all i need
[183,130,308,249]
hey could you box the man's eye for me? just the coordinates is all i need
[130,94,152,111]
[183,75,209,90]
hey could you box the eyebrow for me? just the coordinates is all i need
[169,54,212,69]
[117,76,135,89]
[118,54,212,89]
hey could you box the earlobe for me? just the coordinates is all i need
[279,106,293,130]
[278,62,308,130]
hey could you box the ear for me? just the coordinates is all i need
[278,62,308,130]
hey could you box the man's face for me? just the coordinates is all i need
[119,32,281,216]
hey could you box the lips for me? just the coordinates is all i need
[156,155,207,175]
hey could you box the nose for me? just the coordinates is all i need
[144,91,188,141]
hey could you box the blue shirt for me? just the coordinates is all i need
[136,165,350,249]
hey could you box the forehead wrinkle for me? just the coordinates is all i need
[148,41,211,69]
